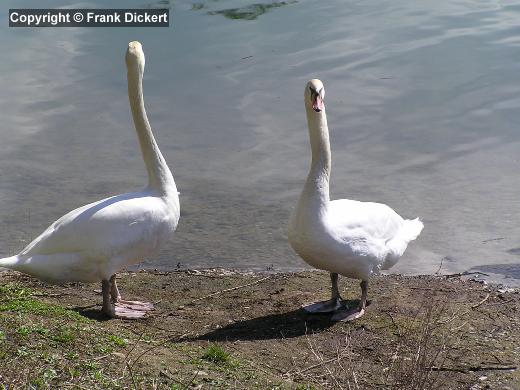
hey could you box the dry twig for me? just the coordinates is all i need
[187,276,270,305]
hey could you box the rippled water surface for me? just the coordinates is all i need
[1,0,520,285]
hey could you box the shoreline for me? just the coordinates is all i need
[130,265,520,290]
[2,264,519,290]
[0,269,518,388]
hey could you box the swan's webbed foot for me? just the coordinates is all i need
[303,272,344,313]
[330,280,368,322]
[303,298,344,313]
[101,275,154,319]
[113,300,154,319]
[331,306,365,322]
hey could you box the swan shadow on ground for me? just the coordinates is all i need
[72,305,111,322]
[187,299,369,342]
[190,308,335,342]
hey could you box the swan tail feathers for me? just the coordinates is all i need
[0,256,21,271]
[382,218,424,270]
[400,218,424,242]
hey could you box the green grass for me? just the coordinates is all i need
[51,327,75,343]
[0,299,85,321]
[16,325,32,336]
[108,334,128,347]
[0,283,87,322]
[0,283,32,300]
[0,281,137,387]
[295,385,318,390]
[201,343,231,365]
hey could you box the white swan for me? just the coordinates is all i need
[288,79,423,321]
[0,41,180,319]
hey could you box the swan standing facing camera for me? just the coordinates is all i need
[288,79,423,321]
[0,41,180,319]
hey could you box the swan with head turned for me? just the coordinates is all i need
[0,41,180,319]
[288,79,423,321]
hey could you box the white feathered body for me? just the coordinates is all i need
[289,198,423,280]
[0,188,179,283]
[289,193,423,280]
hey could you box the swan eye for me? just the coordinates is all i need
[309,86,322,96]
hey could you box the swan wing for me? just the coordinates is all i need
[327,199,404,243]
[327,199,423,269]
[21,191,177,259]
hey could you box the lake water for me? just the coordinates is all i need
[1,0,520,286]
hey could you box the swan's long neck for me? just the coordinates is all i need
[127,65,177,196]
[302,107,331,206]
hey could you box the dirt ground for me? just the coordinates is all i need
[0,269,518,389]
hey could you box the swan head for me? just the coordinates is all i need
[126,41,145,73]
[305,79,325,113]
